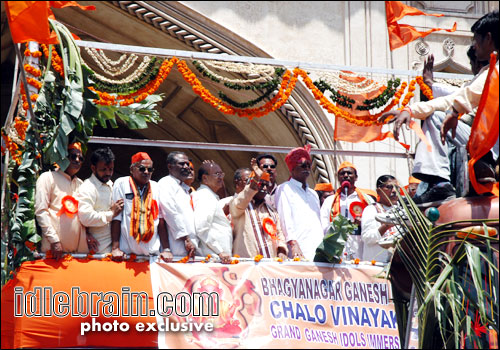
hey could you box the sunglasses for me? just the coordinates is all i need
[138,166,154,173]
[261,164,276,169]
[299,162,311,169]
[69,153,84,162]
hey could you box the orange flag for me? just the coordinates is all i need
[467,53,499,196]
[386,1,457,50]
[4,1,95,44]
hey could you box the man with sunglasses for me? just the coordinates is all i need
[275,145,324,261]
[230,158,288,260]
[111,152,170,261]
[35,142,88,260]
[256,154,279,210]
[77,147,124,254]
[192,162,232,263]
[158,151,198,260]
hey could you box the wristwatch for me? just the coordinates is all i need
[163,248,171,253]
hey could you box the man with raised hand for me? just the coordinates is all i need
[380,11,499,203]
[275,145,324,261]
[192,161,232,263]
[158,151,198,259]
[35,142,88,260]
[77,147,124,254]
[231,158,288,260]
[111,152,170,261]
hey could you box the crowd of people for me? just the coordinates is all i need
[33,10,498,265]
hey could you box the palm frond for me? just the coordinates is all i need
[391,189,498,349]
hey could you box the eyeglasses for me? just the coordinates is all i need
[69,154,84,162]
[261,164,276,169]
[138,166,154,173]
[210,172,225,178]
[380,184,395,190]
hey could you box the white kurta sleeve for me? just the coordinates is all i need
[77,181,112,228]
[361,205,382,246]
[34,172,58,244]
[275,185,296,242]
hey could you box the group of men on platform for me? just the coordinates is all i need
[34,140,406,264]
[34,10,498,265]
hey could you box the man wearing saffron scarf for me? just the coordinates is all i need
[275,145,324,260]
[231,159,288,260]
[111,152,169,261]
[320,162,374,260]
[35,142,88,260]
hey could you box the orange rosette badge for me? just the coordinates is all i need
[349,201,366,219]
[57,195,79,218]
[262,217,277,240]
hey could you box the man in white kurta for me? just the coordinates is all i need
[275,145,324,261]
[158,151,198,258]
[77,147,123,253]
[35,143,87,259]
[361,175,399,263]
[192,162,232,262]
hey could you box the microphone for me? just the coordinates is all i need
[341,181,351,218]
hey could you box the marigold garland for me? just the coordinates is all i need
[416,76,434,100]
[40,44,64,77]
[254,254,263,262]
[24,48,42,58]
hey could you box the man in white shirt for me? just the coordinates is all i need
[192,162,232,263]
[380,11,499,203]
[35,142,88,260]
[158,151,198,258]
[77,148,124,253]
[320,162,374,260]
[361,175,399,263]
[275,145,324,260]
[111,152,170,261]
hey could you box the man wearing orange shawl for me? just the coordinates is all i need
[319,161,375,260]
[35,142,88,260]
[111,152,170,261]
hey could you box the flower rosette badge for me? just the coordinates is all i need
[175,268,262,348]
[57,195,79,218]
[349,201,366,219]
[262,217,277,240]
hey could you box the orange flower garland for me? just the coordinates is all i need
[254,254,263,262]
[24,48,42,58]
[416,76,434,100]
[23,64,42,78]
[354,258,360,265]
[40,44,64,77]
[1,131,22,165]
[14,117,29,141]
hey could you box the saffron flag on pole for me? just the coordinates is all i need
[4,1,95,45]
[467,53,499,196]
[385,1,457,51]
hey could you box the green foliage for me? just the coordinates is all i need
[314,214,357,263]
[392,190,498,349]
[2,20,163,286]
